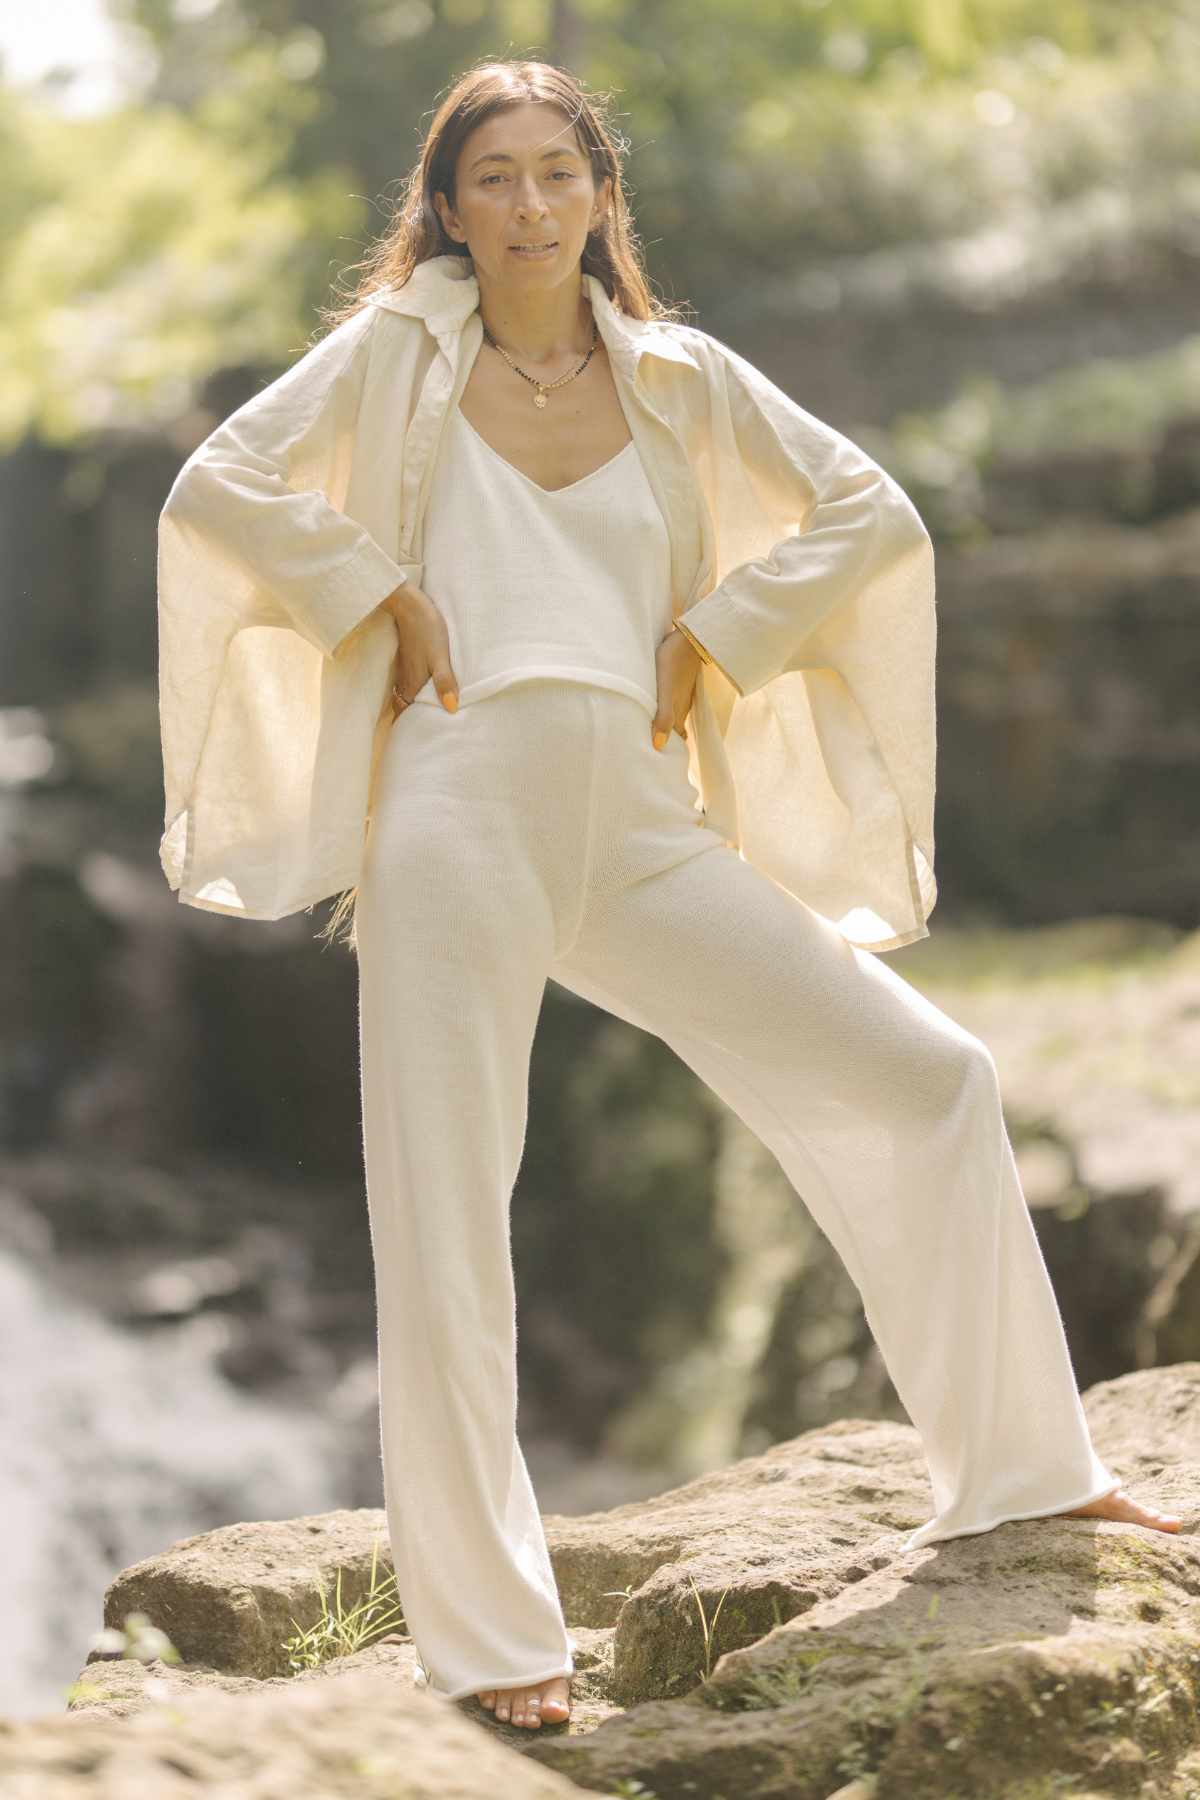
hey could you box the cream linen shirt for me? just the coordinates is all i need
[157,253,937,953]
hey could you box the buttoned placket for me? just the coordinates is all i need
[611,350,740,845]
[599,321,724,833]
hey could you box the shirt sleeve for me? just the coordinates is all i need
[158,306,411,661]
[673,337,933,700]
[672,613,741,688]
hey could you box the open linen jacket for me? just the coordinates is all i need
[157,253,937,952]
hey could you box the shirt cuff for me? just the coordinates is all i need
[317,547,416,660]
[673,598,748,697]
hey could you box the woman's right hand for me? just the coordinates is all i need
[380,582,460,719]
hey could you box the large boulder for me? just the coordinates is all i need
[3,1667,590,1799]
[101,1510,405,1682]
[530,1364,1200,1798]
[34,1363,1196,1797]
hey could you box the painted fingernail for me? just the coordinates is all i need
[652,730,667,749]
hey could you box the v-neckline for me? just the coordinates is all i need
[456,406,636,496]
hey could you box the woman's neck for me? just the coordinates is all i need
[475,272,594,368]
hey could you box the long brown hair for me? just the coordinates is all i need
[313,57,691,953]
[319,56,689,333]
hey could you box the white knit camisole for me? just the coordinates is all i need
[406,404,674,718]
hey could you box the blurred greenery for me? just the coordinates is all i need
[1,0,1197,448]
[875,334,1200,537]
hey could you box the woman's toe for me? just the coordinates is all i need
[539,1677,571,1722]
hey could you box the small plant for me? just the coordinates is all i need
[686,1573,733,1683]
[88,1611,182,1667]
[608,1782,661,1799]
[739,1641,885,1712]
[283,1534,407,1673]
[830,1717,877,1789]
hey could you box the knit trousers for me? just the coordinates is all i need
[354,678,1119,1703]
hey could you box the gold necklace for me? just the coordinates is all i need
[481,317,599,409]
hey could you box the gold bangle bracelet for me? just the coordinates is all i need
[673,617,713,667]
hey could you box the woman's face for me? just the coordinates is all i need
[434,100,611,289]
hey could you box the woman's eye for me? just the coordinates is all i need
[481,171,573,184]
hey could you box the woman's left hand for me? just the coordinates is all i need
[651,625,703,750]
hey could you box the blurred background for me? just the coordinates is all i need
[2,0,1198,1722]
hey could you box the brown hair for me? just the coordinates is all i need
[312,56,691,954]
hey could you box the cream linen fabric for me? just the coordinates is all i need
[157,253,937,951]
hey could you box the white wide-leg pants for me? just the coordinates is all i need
[355,679,1119,1703]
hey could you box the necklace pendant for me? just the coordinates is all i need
[534,389,548,409]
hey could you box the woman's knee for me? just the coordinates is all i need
[958,1029,1001,1108]
[907,1016,1001,1133]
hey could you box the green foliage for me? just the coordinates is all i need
[686,1572,733,1682]
[282,1535,407,1672]
[87,1608,184,1667]
[2,0,1196,444]
[0,77,358,449]
[872,335,1200,538]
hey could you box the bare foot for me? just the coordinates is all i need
[475,1674,571,1728]
[1052,1484,1181,1533]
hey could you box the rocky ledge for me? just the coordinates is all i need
[4,1363,1198,1799]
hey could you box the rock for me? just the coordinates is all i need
[935,510,1200,927]
[543,1416,928,1703]
[3,1668,589,1798]
[525,1364,1199,1800]
[100,1510,400,1681]
[48,1365,1198,1797]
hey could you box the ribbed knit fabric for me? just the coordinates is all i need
[405,405,674,718]
[356,679,1119,1706]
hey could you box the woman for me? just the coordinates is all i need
[157,59,1179,1733]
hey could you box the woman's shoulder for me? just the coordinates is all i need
[303,298,428,377]
[314,293,427,349]
[643,317,839,451]
[646,315,759,387]
[289,302,387,377]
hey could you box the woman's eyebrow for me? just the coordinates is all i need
[468,147,581,170]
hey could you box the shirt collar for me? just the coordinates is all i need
[366,252,700,377]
